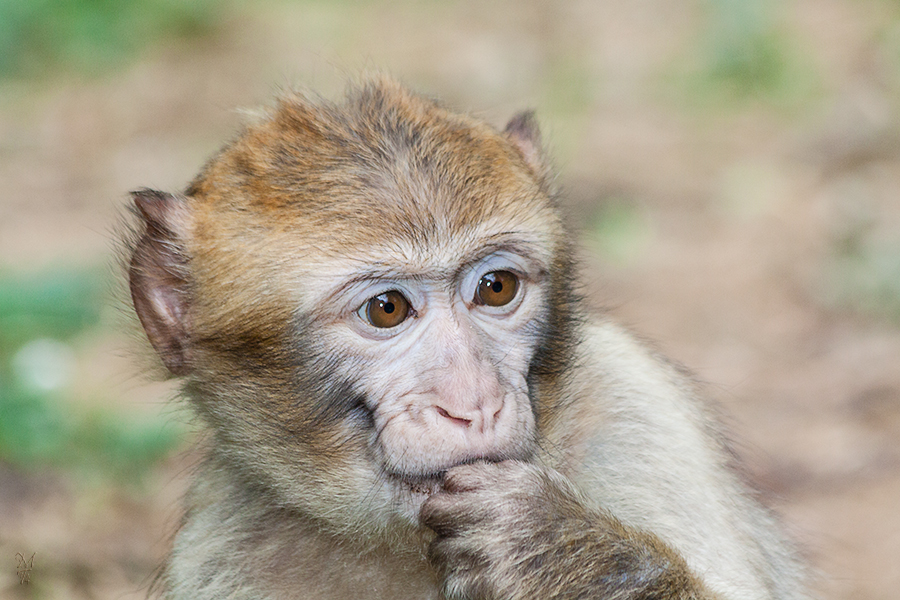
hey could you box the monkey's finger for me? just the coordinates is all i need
[421,488,497,535]
[441,460,503,492]
[427,536,489,584]
[420,492,466,536]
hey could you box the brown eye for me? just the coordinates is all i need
[365,291,411,328]
[474,270,519,307]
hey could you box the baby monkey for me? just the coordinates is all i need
[128,78,809,599]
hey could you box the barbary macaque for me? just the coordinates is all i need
[127,77,809,599]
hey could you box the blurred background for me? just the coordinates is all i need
[0,0,898,598]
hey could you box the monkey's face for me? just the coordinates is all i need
[129,80,572,535]
[302,229,556,521]
[174,215,562,532]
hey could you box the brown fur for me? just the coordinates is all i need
[127,77,808,600]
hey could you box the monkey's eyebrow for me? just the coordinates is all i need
[451,236,551,279]
[329,235,549,298]
[457,235,547,266]
[330,265,453,299]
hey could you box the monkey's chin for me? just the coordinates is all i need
[388,473,443,522]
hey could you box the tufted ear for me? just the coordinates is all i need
[503,111,548,178]
[129,189,193,376]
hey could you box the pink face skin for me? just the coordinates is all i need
[309,241,551,520]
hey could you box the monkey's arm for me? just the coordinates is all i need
[422,461,721,600]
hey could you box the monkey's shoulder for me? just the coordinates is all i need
[557,318,808,599]
[568,318,707,422]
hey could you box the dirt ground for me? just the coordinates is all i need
[1,1,898,598]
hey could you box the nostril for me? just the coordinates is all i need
[435,405,472,428]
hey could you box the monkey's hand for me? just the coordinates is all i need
[421,461,719,600]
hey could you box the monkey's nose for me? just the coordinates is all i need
[435,405,473,428]
[432,402,502,434]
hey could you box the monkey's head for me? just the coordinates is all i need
[129,78,576,537]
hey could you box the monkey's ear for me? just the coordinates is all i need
[504,111,547,177]
[129,189,192,376]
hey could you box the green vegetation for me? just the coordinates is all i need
[825,239,900,323]
[588,200,652,266]
[0,267,181,482]
[705,0,789,96]
[0,0,225,77]
[677,0,819,108]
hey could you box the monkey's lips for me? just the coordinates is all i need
[383,472,445,524]
[390,473,443,497]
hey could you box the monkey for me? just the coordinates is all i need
[127,77,810,600]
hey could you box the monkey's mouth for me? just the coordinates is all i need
[390,473,443,496]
